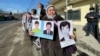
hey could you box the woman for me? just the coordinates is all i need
[22,12,32,34]
[29,9,41,48]
[31,9,39,19]
[37,3,46,19]
[40,5,64,56]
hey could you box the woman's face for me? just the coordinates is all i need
[47,7,56,16]
[38,4,41,8]
[31,10,34,15]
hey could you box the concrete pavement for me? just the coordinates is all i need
[0,21,41,56]
[73,24,100,56]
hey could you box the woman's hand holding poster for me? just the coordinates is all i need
[58,20,75,48]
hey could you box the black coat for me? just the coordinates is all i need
[40,8,46,19]
[40,15,64,56]
[85,12,99,23]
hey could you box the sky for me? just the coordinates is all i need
[0,0,50,13]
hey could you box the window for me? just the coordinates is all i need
[68,9,81,20]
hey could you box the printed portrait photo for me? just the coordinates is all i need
[43,21,54,35]
[58,20,75,48]
[31,20,54,40]
[32,20,41,34]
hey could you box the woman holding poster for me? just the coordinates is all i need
[40,5,64,56]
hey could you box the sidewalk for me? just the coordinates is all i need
[73,24,100,56]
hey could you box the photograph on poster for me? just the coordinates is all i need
[43,21,53,35]
[32,20,54,40]
[58,20,75,48]
[32,20,41,34]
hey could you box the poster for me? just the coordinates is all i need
[32,20,54,40]
[58,20,75,48]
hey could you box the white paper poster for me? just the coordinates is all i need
[58,20,75,48]
[31,20,54,40]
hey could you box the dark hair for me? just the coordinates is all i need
[46,22,52,26]
[27,12,31,15]
[60,21,70,30]
[27,12,32,22]
[32,9,37,14]
[89,7,95,10]
[35,21,39,24]
[38,3,44,9]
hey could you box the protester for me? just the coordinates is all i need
[26,12,32,33]
[29,9,38,35]
[37,3,46,19]
[40,5,64,56]
[35,3,46,49]
[29,9,41,48]
[22,12,32,33]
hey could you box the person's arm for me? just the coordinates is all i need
[28,26,32,36]
[85,12,98,19]
[94,13,99,19]
[22,16,26,31]
[85,13,94,19]
[22,16,25,25]
[69,21,75,39]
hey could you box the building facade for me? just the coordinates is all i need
[67,0,99,25]
[49,0,66,18]
[49,0,99,25]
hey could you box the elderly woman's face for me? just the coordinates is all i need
[47,7,56,16]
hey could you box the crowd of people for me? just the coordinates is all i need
[22,3,77,56]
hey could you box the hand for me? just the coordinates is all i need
[29,31,33,36]
[89,16,94,19]
[70,35,75,39]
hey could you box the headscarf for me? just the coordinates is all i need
[46,5,57,19]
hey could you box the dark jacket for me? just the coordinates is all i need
[85,12,99,23]
[40,15,64,56]
[40,8,46,19]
